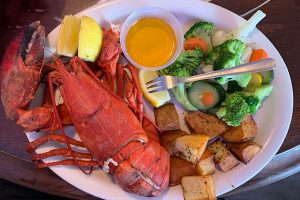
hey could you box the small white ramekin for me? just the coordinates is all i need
[120,7,183,71]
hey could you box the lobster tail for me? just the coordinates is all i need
[114,139,170,196]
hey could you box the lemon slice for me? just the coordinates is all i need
[57,15,80,57]
[78,16,103,62]
[139,70,171,107]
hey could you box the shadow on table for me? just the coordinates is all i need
[0,178,71,200]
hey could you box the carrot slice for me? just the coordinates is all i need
[202,91,215,107]
[250,49,268,62]
[184,37,208,52]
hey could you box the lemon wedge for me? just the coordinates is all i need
[78,16,103,62]
[56,15,80,57]
[139,70,171,107]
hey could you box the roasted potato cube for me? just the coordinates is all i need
[227,141,262,164]
[170,156,195,186]
[185,111,228,138]
[154,103,180,131]
[195,149,216,176]
[161,130,188,155]
[181,176,216,200]
[222,115,257,142]
[174,134,210,164]
[208,141,239,172]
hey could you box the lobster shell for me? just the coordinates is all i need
[54,59,170,196]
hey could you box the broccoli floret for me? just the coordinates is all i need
[159,48,203,77]
[205,46,221,64]
[205,40,250,87]
[227,80,243,93]
[217,84,273,126]
[222,39,246,55]
[213,51,240,71]
[205,39,246,64]
[158,62,191,77]
[212,50,251,87]
[212,10,266,45]
[239,84,273,114]
[244,95,261,115]
[216,93,249,126]
[184,21,215,52]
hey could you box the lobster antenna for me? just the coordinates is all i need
[41,48,60,72]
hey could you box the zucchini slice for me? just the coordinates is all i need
[187,81,225,110]
[259,70,274,84]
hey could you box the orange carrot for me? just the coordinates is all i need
[202,91,215,107]
[250,49,268,62]
[184,37,208,52]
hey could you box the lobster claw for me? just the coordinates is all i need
[20,21,45,67]
[16,107,52,132]
[0,21,45,120]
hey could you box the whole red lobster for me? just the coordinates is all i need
[0,22,169,196]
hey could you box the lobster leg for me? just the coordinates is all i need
[26,70,96,173]
[116,63,125,98]
[127,65,143,121]
[36,159,99,168]
[32,148,93,161]
[124,72,137,109]
[26,133,85,153]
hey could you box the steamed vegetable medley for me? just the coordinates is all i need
[158,10,274,127]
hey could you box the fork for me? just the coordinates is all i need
[146,58,276,93]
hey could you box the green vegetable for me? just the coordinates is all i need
[213,51,240,71]
[159,48,203,111]
[184,21,215,52]
[243,95,261,115]
[159,48,203,77]
[217,84,273,126]
[187,80,225,110]
[213,50,251,87]
[260,70,274,84]
[241,84,273,115]
[206,39,246,64]
[241,84,273,101]
[204,39,251,87]
[227,80,243,94]
[216,93,249,126]
[171,83,197,111]
[219,10,266,43]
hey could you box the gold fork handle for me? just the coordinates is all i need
[184,58,276,83]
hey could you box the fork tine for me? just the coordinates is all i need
[145,80,161,88]
[146,82,163,90]
[145,76,163,85]
[148,86,167,93]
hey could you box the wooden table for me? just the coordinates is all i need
[0,0,299,199]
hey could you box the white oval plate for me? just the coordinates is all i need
[27,0,293,199]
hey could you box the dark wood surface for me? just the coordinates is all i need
[0,0,299,199]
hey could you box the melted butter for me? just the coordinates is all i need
[126,17,176,68]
